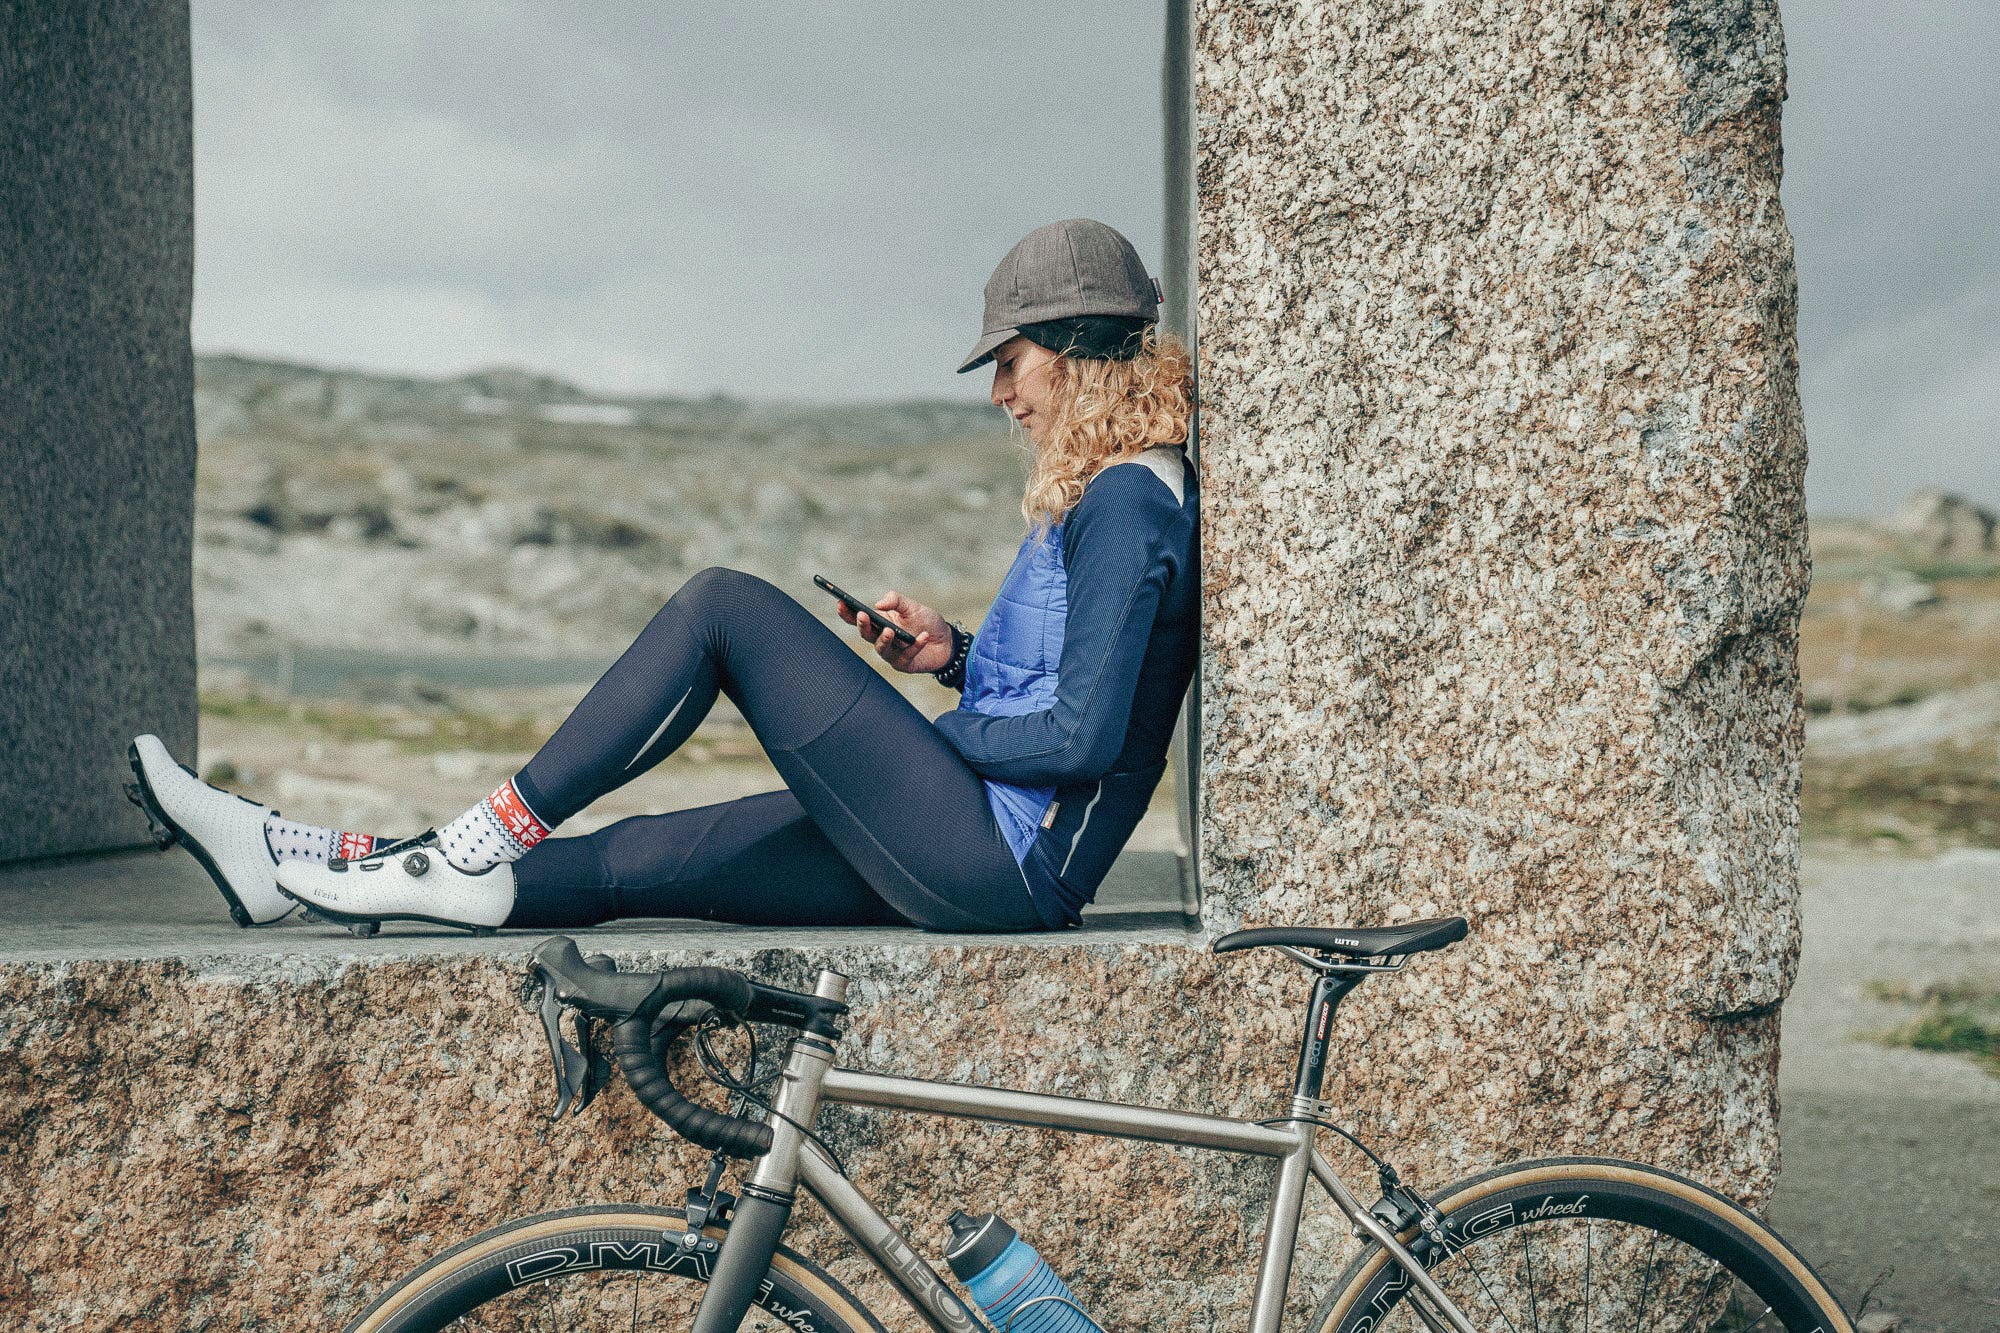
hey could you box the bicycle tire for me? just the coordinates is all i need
[1313,1156,1854,1333]
[342,1204,888,1333]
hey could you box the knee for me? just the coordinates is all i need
[670,566,775,615]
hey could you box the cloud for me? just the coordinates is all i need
[1801,278,2000,515]
[190,2,1170,400]
[1783,1,2000,514]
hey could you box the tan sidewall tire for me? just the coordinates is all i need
[344,1206,884,1333]
[1310,1157,1853,1333]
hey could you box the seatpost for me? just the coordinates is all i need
[1292,969,1363,1104]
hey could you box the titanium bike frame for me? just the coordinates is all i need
[724,968,1480,1333]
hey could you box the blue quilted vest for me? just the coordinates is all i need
[958,525,1068,860]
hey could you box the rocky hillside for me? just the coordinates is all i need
[193,355,1029,659]
[1800,488,2000,849]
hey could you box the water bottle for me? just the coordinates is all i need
[945,1210,1107,1333]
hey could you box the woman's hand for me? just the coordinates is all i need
[837,591,953,674]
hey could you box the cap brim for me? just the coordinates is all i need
[956,327,1019,375]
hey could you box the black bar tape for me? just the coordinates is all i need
[615,1014,774,1158]
[614,965,770,1157]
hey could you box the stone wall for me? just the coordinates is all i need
[0,0,1806,1328]
[0,1,200,863]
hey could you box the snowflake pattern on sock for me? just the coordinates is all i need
[438,777,550,873]
[263,813,381,865]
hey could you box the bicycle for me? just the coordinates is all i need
[343,918,1856,1333]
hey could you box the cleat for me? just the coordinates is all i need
[299,906,325,924]
[346,920,381,938]
[278,830,515,934]
[124,782,180,850]
[128,735,292,926]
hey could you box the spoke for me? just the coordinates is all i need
[1583,1220,1592,1333]
[1630,1230,1660,1333]
[632,1269,642,1332]
[542,1277,563,1333]
[1458,1246,1526,1333]
[1520,1225,1541,1333]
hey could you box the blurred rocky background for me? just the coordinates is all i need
[193,352,1027,661]
[1802,487,2000,853]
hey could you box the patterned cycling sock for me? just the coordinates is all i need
[436,777,552,873]
[263,812,383,865]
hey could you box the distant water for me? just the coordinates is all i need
[207,646,616,697]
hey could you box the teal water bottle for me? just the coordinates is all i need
[945,1210,1106,1333]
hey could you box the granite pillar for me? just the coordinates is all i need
[0,1,200,863]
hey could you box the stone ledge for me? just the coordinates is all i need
[0,845,1196,966]
[0,864,1778,1332]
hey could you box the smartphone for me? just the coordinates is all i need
[813,574,917,646]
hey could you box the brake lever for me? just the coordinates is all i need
[539,970,591,1120]
[572,1008,614,1114]
[540,951,622,1120]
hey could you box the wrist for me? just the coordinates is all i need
[933,622,972,690]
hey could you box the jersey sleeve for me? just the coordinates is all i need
[931,464,1187,785]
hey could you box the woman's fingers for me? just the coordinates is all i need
[859,613,898,652]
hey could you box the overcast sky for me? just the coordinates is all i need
[189,4,1167,405]
[191,2,1997,515]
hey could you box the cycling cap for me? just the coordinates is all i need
[957,218,1163,374]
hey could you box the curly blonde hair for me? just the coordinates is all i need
[1018,325,1195,535]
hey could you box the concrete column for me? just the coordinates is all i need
[0,2,199,862]
[1194,0,1806,1190]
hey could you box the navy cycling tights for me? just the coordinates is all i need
[503,567,1044,933]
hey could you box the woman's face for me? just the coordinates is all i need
[988,335,1061,443]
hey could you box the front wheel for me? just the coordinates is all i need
[343,1205,887,1333]
[1314,1157,1853,1333]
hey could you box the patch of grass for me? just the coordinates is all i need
[1889,1011,2000,1068]
[1803,685,1938,716]
[1802,744,2000,850]
[1898,558,2000,583]
[1865,979,2000,1007]
[199,689,548,755]
[1864,977,2000,1076]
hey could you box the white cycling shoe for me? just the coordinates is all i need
[275,832,515,937]
[125,733,294,926]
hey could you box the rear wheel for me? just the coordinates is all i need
[343,1205,885,1333]
[1314,1157,1853,1333]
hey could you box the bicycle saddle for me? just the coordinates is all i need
[1212,917,1468,960]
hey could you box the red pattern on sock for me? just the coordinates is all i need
[487,778,550,850]
[335,832,378,860]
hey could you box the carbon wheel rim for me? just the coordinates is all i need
[344,1208,880,1333]
[1322,1163,1850,1333]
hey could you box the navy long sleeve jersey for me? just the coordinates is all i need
[932,446,1198,926]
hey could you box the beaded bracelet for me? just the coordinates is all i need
[933,622,973,691]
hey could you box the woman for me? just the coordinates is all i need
[128,218,1197,935]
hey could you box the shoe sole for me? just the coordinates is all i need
[274,885,499,939]
[124,741,267,929]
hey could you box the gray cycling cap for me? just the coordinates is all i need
[957,218,1162,374]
